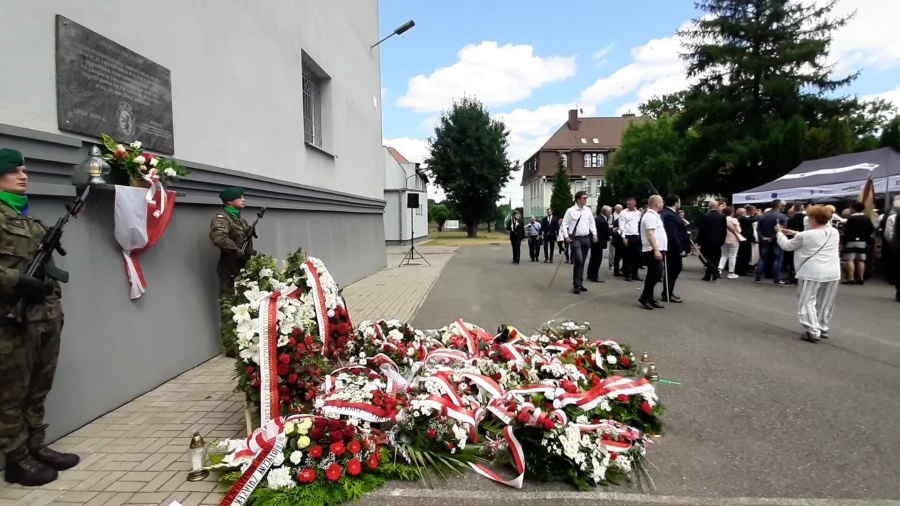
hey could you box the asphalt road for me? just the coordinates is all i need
[361,245,900,506]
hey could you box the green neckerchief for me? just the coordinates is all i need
[0,191,29,215]
[224,206,240,219]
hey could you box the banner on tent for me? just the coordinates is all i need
[733,175,900,204]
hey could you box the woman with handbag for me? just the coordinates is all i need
[775,205,842,343]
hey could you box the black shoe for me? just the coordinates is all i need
[624,276,632,282]
[579,286,587,292]
[662,294,682,303]
[4,454,58,487]
[573,287,581,294]
[649,300,664,309]
[632,277,643,282]
[30,445,80,471]
[639,299,654,310]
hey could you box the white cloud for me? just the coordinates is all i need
[815,0,900,74]
[396,41,577,113]
[862,84,900,107]
[591,42,616,66]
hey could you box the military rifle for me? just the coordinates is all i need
[240,206,266,254]
[5,185,91,323]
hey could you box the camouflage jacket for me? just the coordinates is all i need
[0,203,63,322]
[209,211,252,275]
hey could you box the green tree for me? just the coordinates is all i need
[639,91,688,120]
[549,155,573,220]
[676,0,858,196]
[606,114,693,199]
[429,203,451,231]
[426,96,516,237]
[880,115,900,152]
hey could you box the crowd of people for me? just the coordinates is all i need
[505,192,900,343]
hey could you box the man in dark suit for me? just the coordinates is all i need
[734,206,755,275]
[586,205,612,282]
[697,200,727,281]
[659,195,685,302]
[507,211,525,264]
[540,208,558,263]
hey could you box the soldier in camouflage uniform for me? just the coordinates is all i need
[210,187,256,356]
[0,148,80,486]
[209,187,256,296]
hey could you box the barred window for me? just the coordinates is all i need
[302,64,323,149]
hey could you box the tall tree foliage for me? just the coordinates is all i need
[549,155,573,219]
[607,115,694,199]
[426,96,516,237]
[676,0,858,196]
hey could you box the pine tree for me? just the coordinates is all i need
[676,0,857,196]
[549,155,573,220]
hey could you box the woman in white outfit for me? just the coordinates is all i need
[775,205,841,343]
[717,206,743,278]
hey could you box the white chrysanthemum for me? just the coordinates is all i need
[290,451,303,464]
[266,465,296,490]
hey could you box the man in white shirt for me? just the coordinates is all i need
[639,195,667,310]
[617,198,643,282]
[562,191,598,294]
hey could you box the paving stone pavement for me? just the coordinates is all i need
[0,245,457,506]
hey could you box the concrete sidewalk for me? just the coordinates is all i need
[0,246,456,506]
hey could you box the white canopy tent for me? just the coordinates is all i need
[732,147,900,206]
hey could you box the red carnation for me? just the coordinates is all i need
[310,427,323,440]
[542,417,555,431]
[277,363,290,376]
[288,373,298,384]
[309,445,323,459]
[330,441,346,457]
[329,419,342,430]
[516,412,530,424]
[330,430,343,442]
[278,386,290,398]
[342,427,356,440]
[313,417,327,428]
[616,394,628,402]
[346,458,362,477]
[427,429,437,439]
[279,354,290,364]
[641,401,653,414]
[325,463,342,481]
[291,328,301,337]
[246,365,255,375]
[367,453,379,470]
[297,468,316,483]
[348,440,362,455]
[620,356,630,367]
[335,322,351,336]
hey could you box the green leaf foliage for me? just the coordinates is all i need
[426,96,516,237]
[606,115,692,200]
[549,155,573,219]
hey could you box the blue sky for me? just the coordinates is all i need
[378,0,900,206]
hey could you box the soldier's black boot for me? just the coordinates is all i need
[4,454,58,486]
[29,445,80,471]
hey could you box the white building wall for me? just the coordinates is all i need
[383,147,428,244]
[0,0,385,200]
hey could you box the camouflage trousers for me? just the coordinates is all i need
[0,316,63,460]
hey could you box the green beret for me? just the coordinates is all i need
[0,148,25,175]
[219,187,245,202]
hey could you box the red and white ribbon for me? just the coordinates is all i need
[302,260,332,353]
[219,433,286,506]
[257,286,300,423]
[469,426,525,489]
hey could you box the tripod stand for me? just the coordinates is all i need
[399,207,430,266]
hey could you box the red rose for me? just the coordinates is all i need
[278,386,290,398]
[279,354,291,364]
[309,445,323,459]
[310,427,323,440]
[610,453,618,461]
[277,363,290,376]
[516,412,530,424]
[346,458,362,477]
[620,356,630,367]
[330,430,343,442]
[330,442,346,457]
[291,328,301,337]
[329,419,342,430]
[313,417,327,428]
[342,427,355,440]
[325,463,342,481]
[427,429,436,439]
[246,365,255,375]
[288,373,298,384]
[641,401,653,414]
[367,453,379,470]
[446,443,455,451]
[298,468,316,483]
[347,440,362,455]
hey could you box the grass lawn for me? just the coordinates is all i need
[426,230,508,247]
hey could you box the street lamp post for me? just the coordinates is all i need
[371,20,416,49]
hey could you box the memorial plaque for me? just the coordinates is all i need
[55,15,175,154]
